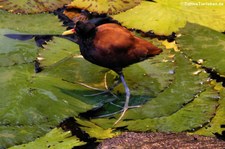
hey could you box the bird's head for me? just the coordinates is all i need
[62,21,96,38]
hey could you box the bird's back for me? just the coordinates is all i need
[94,24,135,53]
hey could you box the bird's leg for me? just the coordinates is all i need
[93,72,141,122]
[114,72,131,125]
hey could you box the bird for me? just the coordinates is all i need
[63,20,162,124]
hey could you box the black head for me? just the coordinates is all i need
[75,21,96,38]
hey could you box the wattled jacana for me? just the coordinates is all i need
[63,21,162,124]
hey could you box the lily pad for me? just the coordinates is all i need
[0,29,39,66]
[91,53,216,130]
[122,52,209,120]
[76,118,120,140]
[0,10,66,34]
[112,0,225,35]
[0,64,93,148]
[68,0,141,14]
[193,83,225,136]
[114,86,219,132]
[39,37,80,68]
[9,128,85,149]
[0,0,72,14]
[176,23,225,75]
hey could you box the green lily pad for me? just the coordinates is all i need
[193,84,225,136]
[0,125,53,148]
[0,10,66,34]
[0,0,72,14]
[112,0,225,35]
[9,128,85,149]
[176,23,225,75]
[68,0,141,14]
[92,53,215,129]
[121,52,209,120]
[0,29,39,66]
[114,86,219,132]
[0,64,93,148]
[76,118,120,140]
[39,37,80,68]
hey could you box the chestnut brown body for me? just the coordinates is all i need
[75,22,162,72]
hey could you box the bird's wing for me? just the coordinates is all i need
[93,24,135,55]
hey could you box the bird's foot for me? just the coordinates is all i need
[76,73,121,97]
[75,81,120,101]
[113,105,141,125]
[75,81,109,96]
[96,104,141,125]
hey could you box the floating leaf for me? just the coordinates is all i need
[0,64,93,148]
[9,128,85,149]
[39,37,80,68]
[0,29,39,66]
[91,53,217,132]
[115,86,219,132]
[121,53,209,120]
[68,0,141,14]
[76,118,120,140]
[0,10,66,34]
[193,86,225,136]
[176,23,225,75]
[0,0,72,14]
[112,0,225,35]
